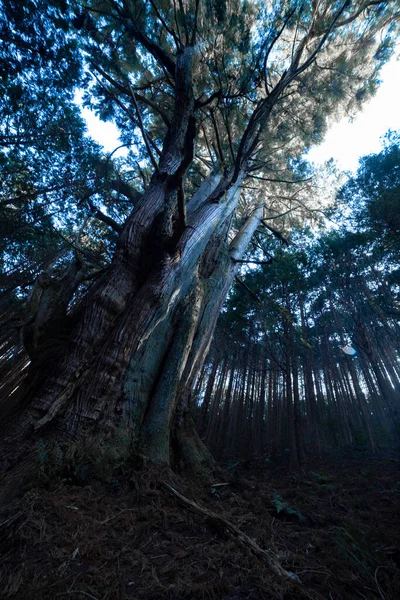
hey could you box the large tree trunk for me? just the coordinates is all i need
[0,198,229,477]
[0,49,253,500]
[0,140,265,505]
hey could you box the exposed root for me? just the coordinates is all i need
[161,480,301,584]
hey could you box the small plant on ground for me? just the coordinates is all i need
[270,491,305,523]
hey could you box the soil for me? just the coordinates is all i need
[1,454,399,600]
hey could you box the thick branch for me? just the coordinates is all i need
[108,179,142,204]
[87,201,122,233]
[336,0,388,28]
[261,221,289,245]
[195,90,222,109]
[230,201,264,261]
[250,175,312,185]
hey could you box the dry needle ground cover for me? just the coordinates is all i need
[0,455,399,600]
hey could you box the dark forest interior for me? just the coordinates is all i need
[1,1,400,598]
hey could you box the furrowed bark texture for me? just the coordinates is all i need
[0,15,297,498]
[0,184,245,489]
[0,47,264,498]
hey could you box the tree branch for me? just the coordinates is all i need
[262,6,298,93]
[148,0,181,50]
[90,62,171,126]
[233,258,273,265]
[108,179,142,204]
[235,276,262,304]
[195,90,222,109]
[128,83,160,171]
[250,174,312,185]
[261,221,289,245]
[284,0,352,86]
[114,2,176,77]
[87,200,122,233]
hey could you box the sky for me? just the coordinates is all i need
[307,52,400,172]
[80,52,400,173]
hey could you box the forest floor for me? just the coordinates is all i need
[1,453,399,600]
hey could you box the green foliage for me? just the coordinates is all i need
[310,471,334,484]
[338,132,400,254]
[270,491,305,522]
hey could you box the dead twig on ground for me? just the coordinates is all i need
[161,481,301,584]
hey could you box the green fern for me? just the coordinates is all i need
[270,492,305,523]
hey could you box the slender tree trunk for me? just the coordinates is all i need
[292,354,305,464]
[205,356,228,450]
[198,358,220,438]
[255,353,266,456]
[216,353,237,458]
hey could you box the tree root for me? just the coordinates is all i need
[161,481,301,585]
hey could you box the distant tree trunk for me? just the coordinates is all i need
[291,354,305,465]
[198,358,219,438]
[355,320,397,413]
[314,366,331,448]
[343,358,376,450]
[299,295,321,455]
[205,356,228,450]
[322,330,353,446]
[269,366,280,460]
[254,352,266,456]
[228,348,249,458]
[282,291,303,468]
[226,358,244,458]
[245,356,257,459]
[359,355,393,434]
[216,353,237,457]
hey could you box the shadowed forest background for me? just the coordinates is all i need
[194,138,400,466]
[1,0,400,598]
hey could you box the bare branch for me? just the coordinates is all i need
[233,258,273,265]
[195,90,222,109]
[235,276,262,304]
[108,179,142,204]
[336,0,389,28]
[148,0,182,50]
[262,6,298,93]
[128,83,160,171]
[250,175,312,185]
